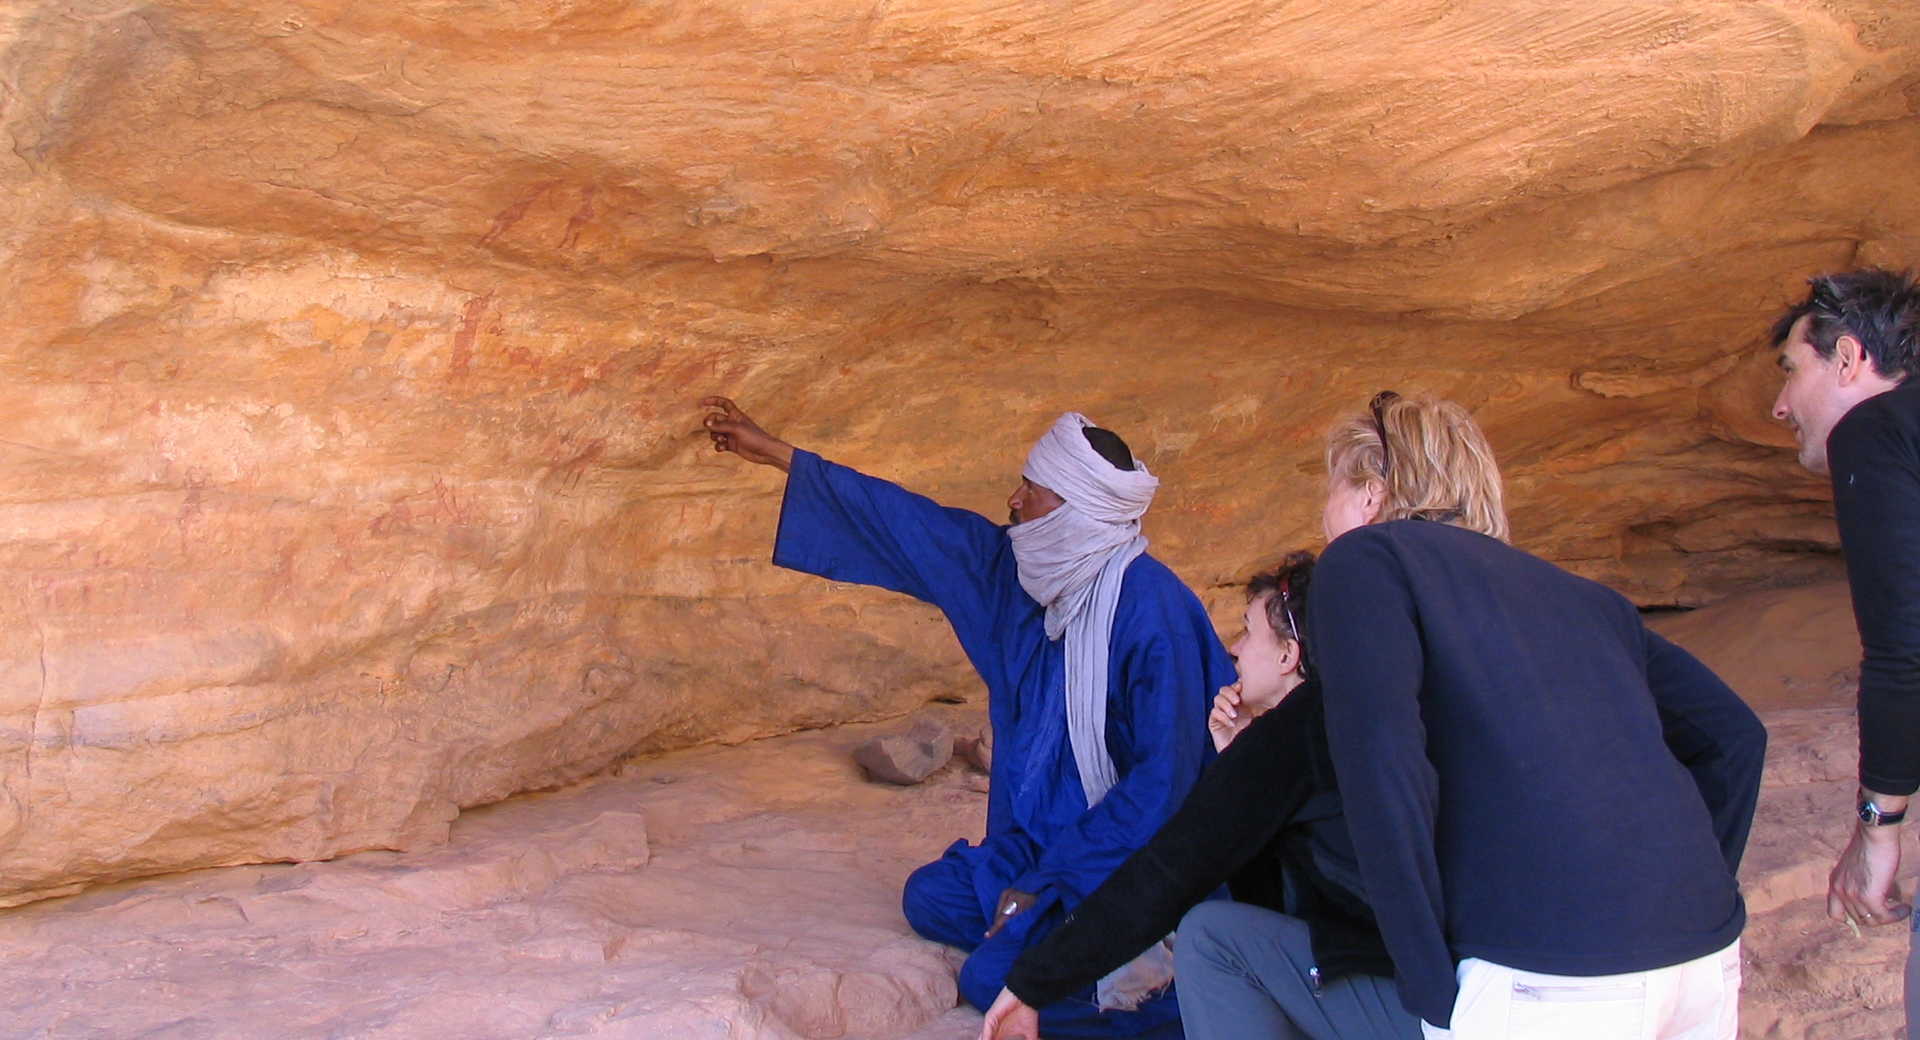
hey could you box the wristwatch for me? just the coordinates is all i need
[1859,799,1908,826]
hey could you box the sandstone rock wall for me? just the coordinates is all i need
[1,0,1916,903]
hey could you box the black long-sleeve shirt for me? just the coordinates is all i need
[1828,379,1920,795]
[1003,681,1393,1009]
[1309,519,1766,1029]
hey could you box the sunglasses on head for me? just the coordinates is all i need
[1275,574,1308,678]
[1370,390,1401,478]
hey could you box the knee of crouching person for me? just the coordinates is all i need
[957,952,1010,1012]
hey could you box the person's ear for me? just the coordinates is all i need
[1279,637,1302,676]
[1363,479,1386,523]
[1835,335,1872,386]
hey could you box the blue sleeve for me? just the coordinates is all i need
[772,449,1018,661]
[1310,530,1456,1029]
[1643,630,1767,874]
[1009,598,1219,906]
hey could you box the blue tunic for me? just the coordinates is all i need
[774,450,1232,1036]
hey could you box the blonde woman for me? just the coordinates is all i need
[1309,392,1767,1040]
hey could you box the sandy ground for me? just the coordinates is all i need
[0,616,1911,1037]
[0,706,990,1039]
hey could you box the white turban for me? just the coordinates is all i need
[1006,413,1158,808]
[1021,413,1159,527]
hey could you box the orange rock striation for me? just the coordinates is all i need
[0,0,1917,903]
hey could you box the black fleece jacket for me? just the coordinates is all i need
[1004,680,1393,1009]
[1829,379,1920,795]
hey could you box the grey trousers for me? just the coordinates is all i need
[1175,901,1422,1040]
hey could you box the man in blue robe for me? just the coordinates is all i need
[702,397,1233,1038]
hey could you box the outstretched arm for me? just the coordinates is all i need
[702,396,796,472]
[706,395,1023,674]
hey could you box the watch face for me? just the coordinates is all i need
[1861,801,1907,826]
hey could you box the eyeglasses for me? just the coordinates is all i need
[1369,390,1401,479]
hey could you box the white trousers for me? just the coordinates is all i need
[1420,940,1740,1040]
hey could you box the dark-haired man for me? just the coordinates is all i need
[701,397,1232,1038]
[1768,267,1920,1032]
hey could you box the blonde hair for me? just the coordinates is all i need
[1325,394,1510,542]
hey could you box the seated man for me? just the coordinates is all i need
[702,397,1232,1038]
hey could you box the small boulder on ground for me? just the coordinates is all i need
[955,724,993,773]
[852,717,954,785]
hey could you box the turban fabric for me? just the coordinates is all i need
[1006,412,1159,808]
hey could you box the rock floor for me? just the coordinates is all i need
[0,701,1908,1039]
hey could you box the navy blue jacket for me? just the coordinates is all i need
[1309,520,1765,1028]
